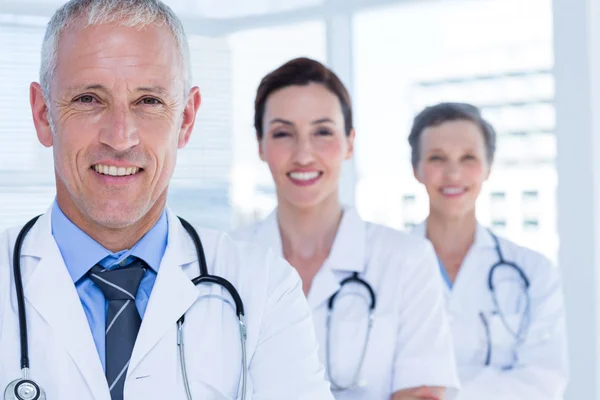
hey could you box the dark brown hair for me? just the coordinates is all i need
[408,102,497,167]
[254,57,353,139]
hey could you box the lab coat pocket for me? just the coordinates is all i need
[487,312,524,369]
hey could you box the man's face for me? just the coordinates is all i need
[30,21,200,230]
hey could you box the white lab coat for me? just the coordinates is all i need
[232,208,460,400]
[412,222,569,400]
[0,207,334,400]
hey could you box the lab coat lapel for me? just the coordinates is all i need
[21,210,110,399]
[307,267,341,311]
[448,225,497,308]
[412,220,496,310]
[307,208,366,310]
[255,209,343,308]
[127,209,199,376]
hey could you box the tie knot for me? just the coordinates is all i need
[89,259,146,301]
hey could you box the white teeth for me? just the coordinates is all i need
[289,171,320,181]
[442,187,465,195]
[93,164,139,177]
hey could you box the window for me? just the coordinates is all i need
[0,20,56,232]
[402,194,416,204]
[491,220,507,229]
[523,190,539,201]
[353,0,556,260]
[523,219,540,231]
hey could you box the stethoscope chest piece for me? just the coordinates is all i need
[4,378,45,400]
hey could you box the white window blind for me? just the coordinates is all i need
[0,21,56,231]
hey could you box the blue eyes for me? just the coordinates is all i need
[76,95,96,104]
[140,97,162,105]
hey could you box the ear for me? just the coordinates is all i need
[178,86,201,149]
[30,82,53,147]
[345,128,355,160]
[257,134,266,162]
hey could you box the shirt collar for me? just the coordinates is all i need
[51,201,168,283]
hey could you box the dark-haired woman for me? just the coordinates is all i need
[232,58,459,400]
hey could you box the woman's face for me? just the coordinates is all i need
[259,83,354,210]
[414,119,490,219]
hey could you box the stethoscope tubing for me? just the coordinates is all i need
[326,271,376,391]
[10,215,247,400]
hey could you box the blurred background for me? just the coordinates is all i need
[0,0,556,259]
[0,0,597,398]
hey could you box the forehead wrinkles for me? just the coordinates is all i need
[53,22,184,97]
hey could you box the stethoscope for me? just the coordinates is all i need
[478,232,531,369]
[325,271,376,392]
[5,215,248,400]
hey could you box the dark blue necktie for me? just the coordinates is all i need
[89,259,146,400]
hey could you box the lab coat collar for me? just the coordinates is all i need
[20,204,54,258]
[127,208,200,376]
[413,219,496,249]
[22,206,111,398]
[307,207,367,310]
[257,207,366,310]
[257,207,366,274]
[322,207,366,274]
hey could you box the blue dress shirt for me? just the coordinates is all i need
[51,201,168,370]
[437,256,453,289]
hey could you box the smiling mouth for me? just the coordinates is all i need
[92,164,142,177]
[440,186,467,195]
[287,171,322,181]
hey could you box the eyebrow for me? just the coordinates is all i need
[268,118,293,126]
[65,84,170,95]
[136,86,170,95]
[427,147,477,154]
[267,117,336,126]
[311,118,335,125]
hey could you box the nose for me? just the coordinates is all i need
[99,104,140,151]
[292,135,315,165]
[444,160,461,180]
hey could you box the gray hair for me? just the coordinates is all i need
[408,102,497,167]
[40,0,192,102]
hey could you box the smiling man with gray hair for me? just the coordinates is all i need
[0,1,334,399]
